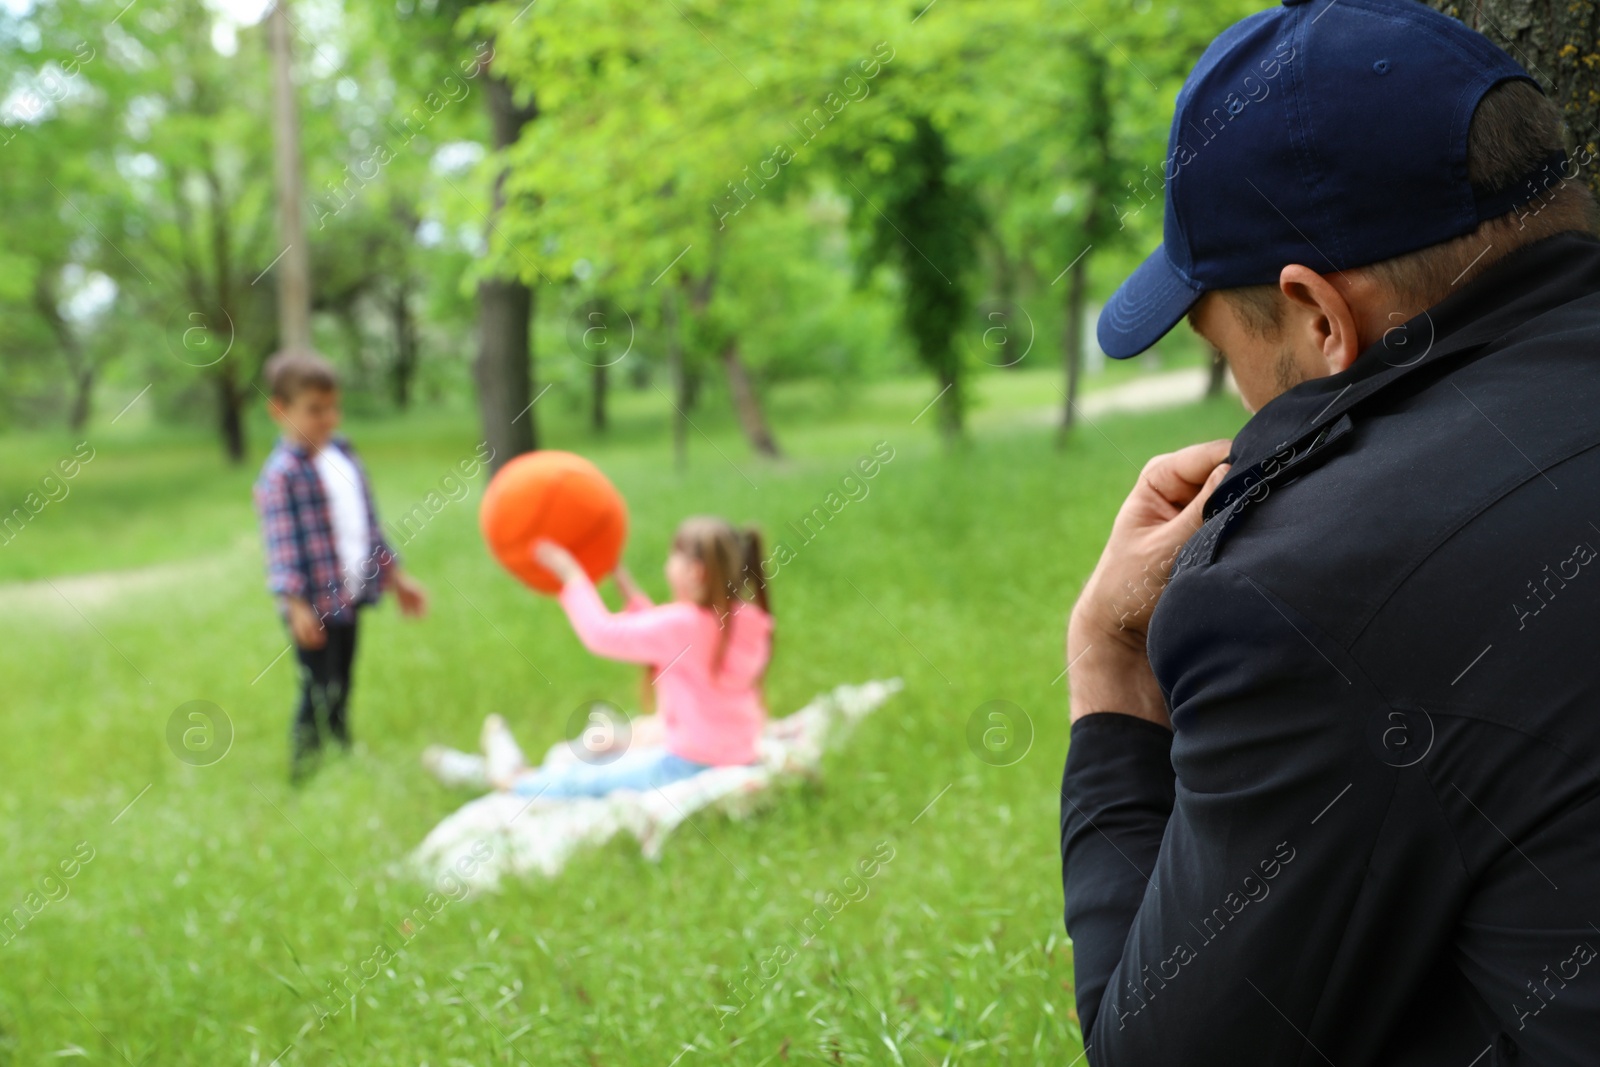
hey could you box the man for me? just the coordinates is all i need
[1060,1,1600,1064]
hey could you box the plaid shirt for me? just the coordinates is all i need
[253,436,398,625]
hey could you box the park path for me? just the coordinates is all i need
[0,541,248,620]
[1058,366,1236,423]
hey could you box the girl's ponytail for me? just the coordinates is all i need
[742,526,770,616]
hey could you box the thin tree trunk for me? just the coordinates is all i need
[1205,348,1228,398]
[69,371,94,432]
[592,362,607,433]
[935,358,962,439]
[720,341,780,457]
[204,160,248,464]
[474,66,540,471]
[269,0,312,351]
[1059,250,1088,442]
[474,278,534,469]
[217,363,246,462]
[663,285,687,471]
[34,271,95,432]
[391,284,418,410]
[1059,47,1112,444]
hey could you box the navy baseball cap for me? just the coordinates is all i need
[1098,0,1567,359]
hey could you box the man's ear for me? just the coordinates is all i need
[1278,264,1362,375]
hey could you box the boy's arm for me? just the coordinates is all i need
[253,467,308,606]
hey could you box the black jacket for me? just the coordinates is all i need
[1060,230,1600,1066]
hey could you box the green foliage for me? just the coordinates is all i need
[0,0,1260,443]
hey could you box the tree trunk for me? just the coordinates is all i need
[474,278,534,470]
[1205,348,1228,398]
[935,358,962,439]
[1060,46,1112,445]
[34,270,96,433]
[217,364,246,463]
[1428,1,1600,193]
[269,0,312,351]
[720,341,781,457]
[69,370,94,432]
[474,63,540,471]
[592,362,607,433]
[1059,250,1088,442]
[391,283,418,410]
[663,285,687,471]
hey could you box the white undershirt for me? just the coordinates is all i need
[314,442,371,597]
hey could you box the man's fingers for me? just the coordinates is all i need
[1143,438,1233,507]
[1176,460,1231,533]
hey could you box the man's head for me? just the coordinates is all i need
[1097,0,1600,412]
[265,349,341,451]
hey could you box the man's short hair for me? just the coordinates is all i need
[1211,79,1600,337]
[264,349,339,402]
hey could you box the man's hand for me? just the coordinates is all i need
[394,571,429,618]
[532,539,584,584]
[1067,439,1232,727]
[286,597,326,650]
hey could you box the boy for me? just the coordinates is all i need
[253,350,428,782]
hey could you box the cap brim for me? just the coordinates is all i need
[1097,244,1205,360]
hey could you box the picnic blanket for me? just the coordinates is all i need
[410,678,902,890]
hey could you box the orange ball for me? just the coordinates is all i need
[479,451,629,594]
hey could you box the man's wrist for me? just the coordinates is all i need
[1066,615,1169,727]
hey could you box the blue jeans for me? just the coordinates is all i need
[510,746,709,800]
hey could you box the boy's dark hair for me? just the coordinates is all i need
[264,349,339,402]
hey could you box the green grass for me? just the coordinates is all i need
[0,368,1244,1065]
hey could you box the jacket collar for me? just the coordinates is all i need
[1224,229,1600,474]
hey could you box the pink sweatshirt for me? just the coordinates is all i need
[557,574,773,766]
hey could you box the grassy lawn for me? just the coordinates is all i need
[0,369,1244,1065]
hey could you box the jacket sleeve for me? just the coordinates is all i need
[254,466,307,601]
[1061,562,1463,1065]
[558,573,694,666]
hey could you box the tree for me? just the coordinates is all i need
[1428,0,1600,188]
[844,114,982,440]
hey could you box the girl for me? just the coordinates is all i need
[495,516,773,800]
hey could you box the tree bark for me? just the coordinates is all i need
[217,363,246,462]
[474,278,534,470]
[474,64,540,472]
[1060,46,1112,445]
[68,371,94,432]
[203,162,249,464]
[720,341,781,457]
[391,283,418,410]
[1059,250,1088,442]
[34,271,95,432]
[1205,348,1228,398]
[663,284,687,471]
[1428,1,1600,193]
[268,0,312,351]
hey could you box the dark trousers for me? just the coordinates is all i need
[291,617,360,772]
